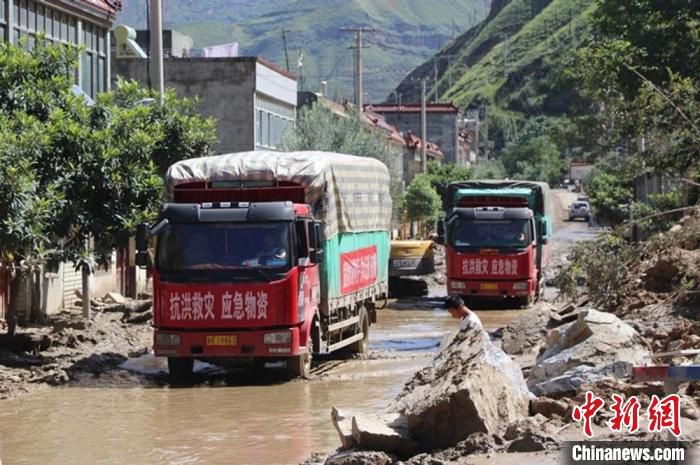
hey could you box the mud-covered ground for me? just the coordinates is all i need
[0,306,153,400]
[0,190,609,465]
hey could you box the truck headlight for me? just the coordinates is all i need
[156,333,181,346]
[513,282,529,290]
[449,280,466,290]
[264,331,291,345]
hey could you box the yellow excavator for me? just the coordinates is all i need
[388,240,435,297]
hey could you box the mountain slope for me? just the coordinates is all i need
[391,0,595,148]
[117,0,491,100]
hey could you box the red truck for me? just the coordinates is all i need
[437,181,553,306]
[136,151,392,380]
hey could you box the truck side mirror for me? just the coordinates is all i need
[136,223,149,251]
[435,219,445,245]
[310,248,324,263]
[135,223,149,268]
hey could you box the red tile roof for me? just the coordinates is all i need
[366,103,460,114]
[74,0,122,16]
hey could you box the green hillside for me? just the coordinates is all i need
[391,0,595,149]
[117,0,490,100]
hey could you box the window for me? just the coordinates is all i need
[262,111,270,146]
[257,109,263,146]
[81,53,92,97]
[52,9,58,39]
[59,13,67,41]
[68,17,74,43]
[0,0,6,42]
[19,0,26,28]
[35,4,42,29]
[254,93,295,150]
[28,0,34,30]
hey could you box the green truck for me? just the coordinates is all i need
[136,151,391,379]
[437,180,553,306]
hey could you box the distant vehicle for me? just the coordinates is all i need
[569,201,591,221]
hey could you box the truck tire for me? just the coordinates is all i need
[168,357,194,383]
[287,352,311,379]
[349,306,369,354]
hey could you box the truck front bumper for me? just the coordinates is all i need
[447,278,536,298]
[153,327,304,358]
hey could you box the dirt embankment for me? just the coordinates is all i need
[304,210,700,465]
[0,295,152,400]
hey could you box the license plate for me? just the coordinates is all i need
[393,258,418,268]
[480,283,498,291]
[206,335,237,346]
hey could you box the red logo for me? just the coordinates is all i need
[608,394,641,433]
[573,392,684,438]
[572,391,605,438]
[648,394,682,437]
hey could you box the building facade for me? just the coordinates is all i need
[113,56,297,154]
[0,0,118,97]
[367,103,465,166]
[298,92,443,186]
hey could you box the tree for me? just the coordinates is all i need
[281,101,403,223]
[584,155,634,226]
[0,39,216,333]
[404,175,442,226]
[573,1,700,178]
[424,161,473,186]
[499,135,566,186]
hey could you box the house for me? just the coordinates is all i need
[366,103,464,166]
[298,91,443,186]
[0,0,120,98]
[113,56,297,154]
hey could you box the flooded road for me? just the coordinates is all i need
[0,302,520,465]
[0,190,594,465]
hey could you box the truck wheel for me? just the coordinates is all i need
[168,357,194,383]
[350,307,370,354]
[287,352,311,379]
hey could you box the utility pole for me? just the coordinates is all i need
[341,26,375,109]
[433,59,439,102]
[149,0,164,104]
[503,34,509,74]
[281,29,291,72]
[421,78,428,173]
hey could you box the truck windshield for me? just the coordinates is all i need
[157,222,291,272]
[449,219,532,249]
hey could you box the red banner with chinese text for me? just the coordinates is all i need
[340,246,378,294]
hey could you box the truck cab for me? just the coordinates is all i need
[438,180,553,307]
[445,207,538,304]
[136,151,392,381]
[141,200,322,379]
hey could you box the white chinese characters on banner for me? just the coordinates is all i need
[341,250,378,293]
[461,258,519,276]
[168,290,269,321]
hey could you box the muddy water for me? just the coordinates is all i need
[0,303,520,465]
